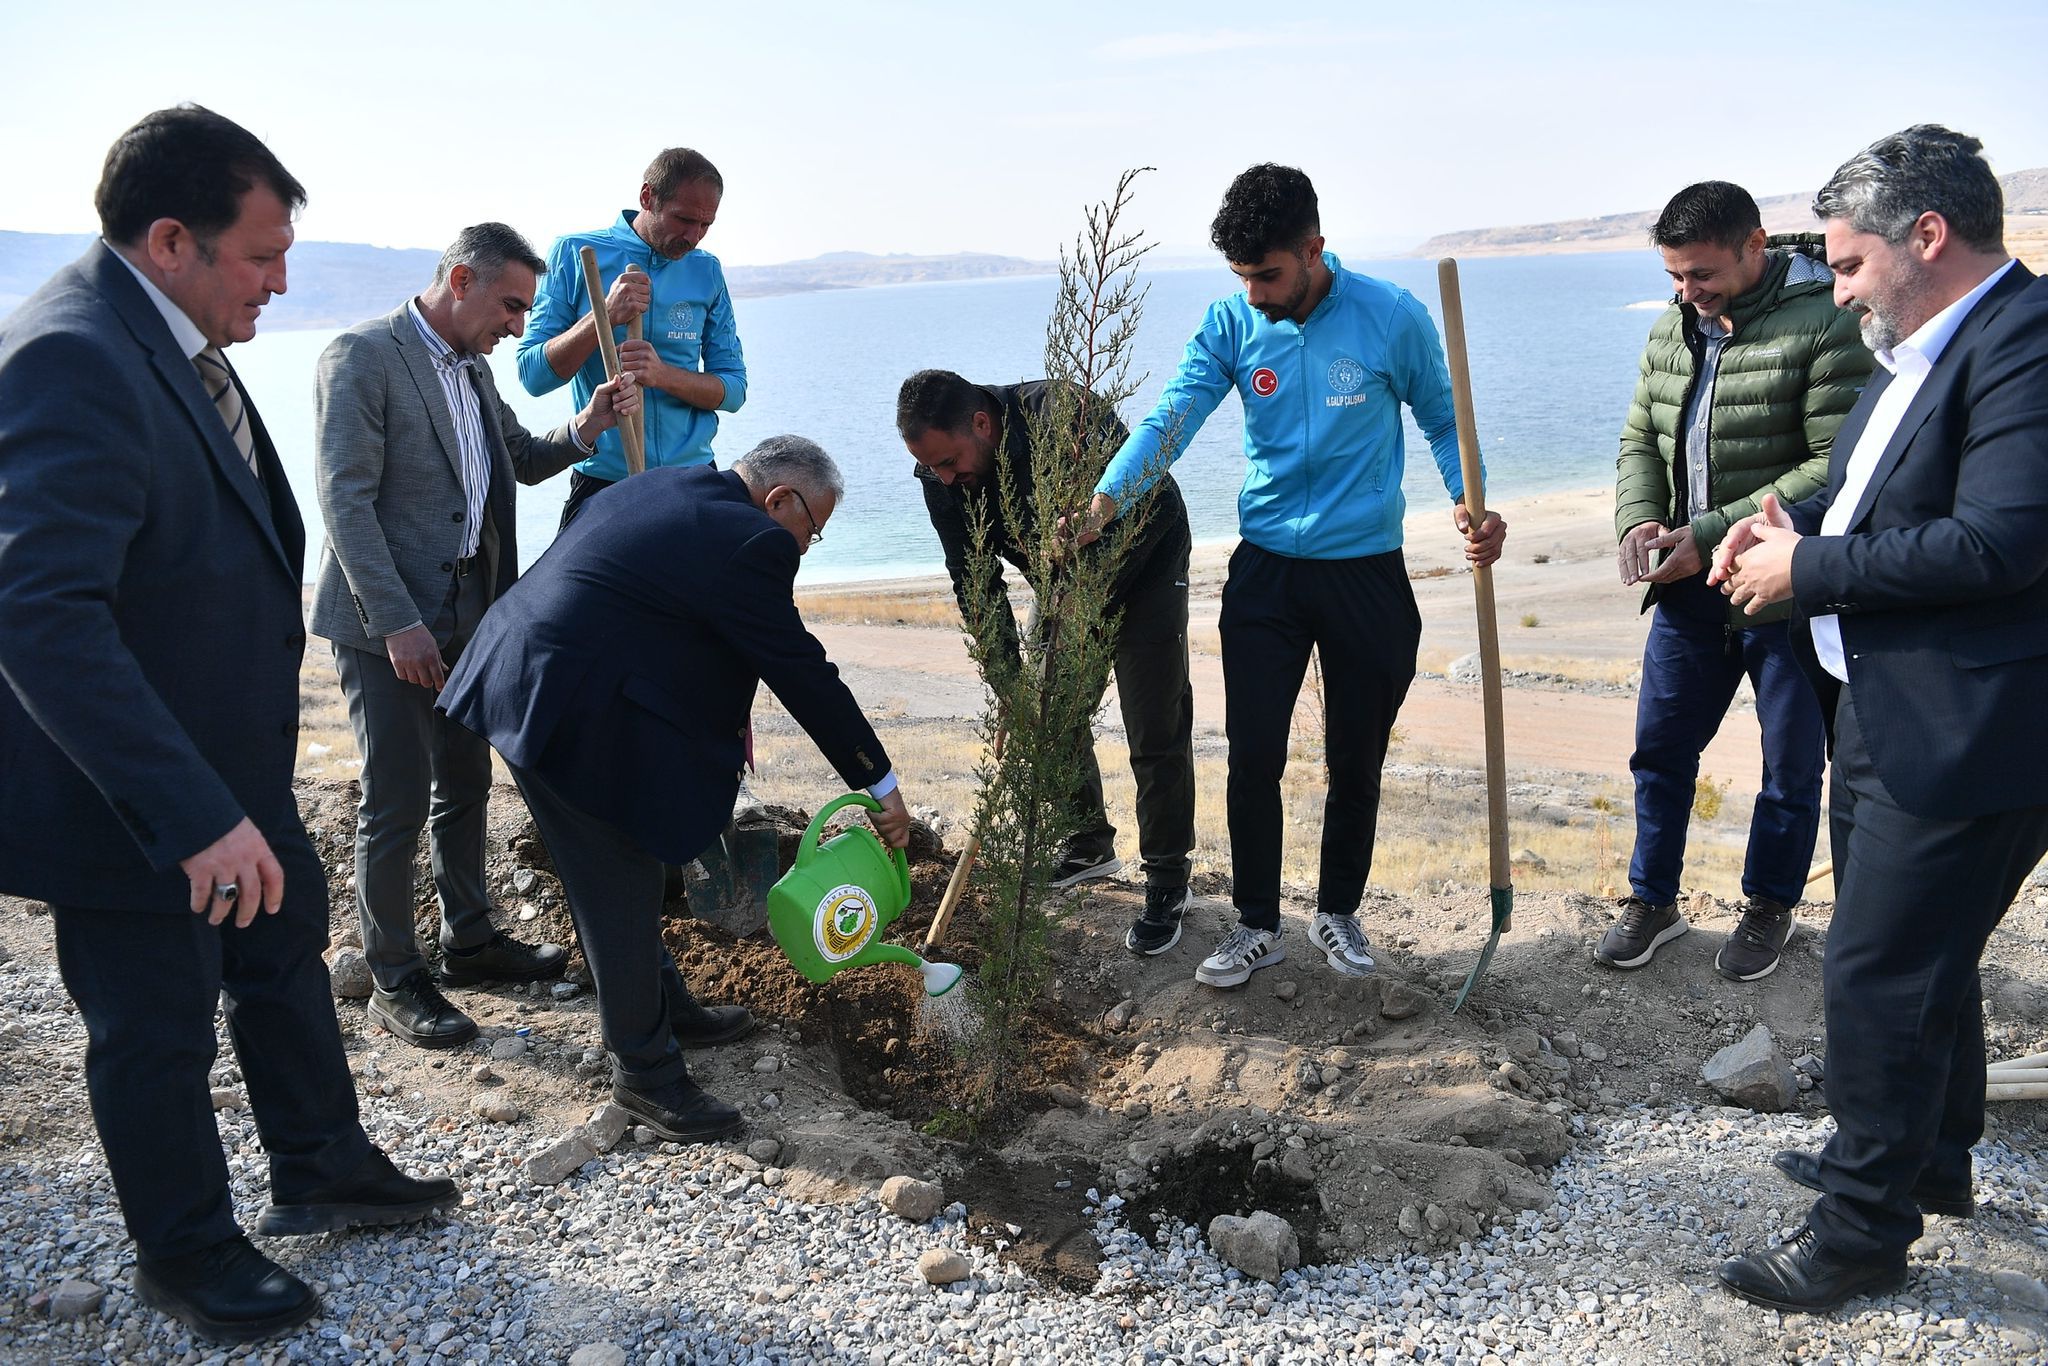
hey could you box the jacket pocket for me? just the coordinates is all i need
[1950,617,2048,669]
[622,674,694,728]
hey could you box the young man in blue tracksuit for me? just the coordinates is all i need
[1089,164,1506,987]
[519,147,749,527]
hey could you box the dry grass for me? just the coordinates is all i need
[793,584,967,628]
[1415,646,1640,687]
[296,651,359,777]
[745,704,1758,906]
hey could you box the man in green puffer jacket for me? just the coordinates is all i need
[1599,181,1872,982]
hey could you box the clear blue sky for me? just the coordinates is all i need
[4,0,2043,264]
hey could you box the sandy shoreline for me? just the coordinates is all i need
[791,482,1761,792]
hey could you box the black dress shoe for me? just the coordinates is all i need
[134,1234,319,1343]
[1718,1224,1906,1311]
[434,930,568,987]
[255,1145,459,1237]
[672,1002,757,1049]
[1771,1148,1976,1218]
[368,969,478,1048]
[613,1077,744,1143]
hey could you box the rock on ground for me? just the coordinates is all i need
[523,1131,598,1186]
[880,1174,944,1223]
[326,947,373,1000]
[917,1248,970,1285]
[1208,1210,1302,1283]
[1701,1024,1798,1111]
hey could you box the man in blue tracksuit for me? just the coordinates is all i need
[519,147,748,526]
[1090,164,1506,988]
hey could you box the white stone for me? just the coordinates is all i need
[880,1175,944,1223]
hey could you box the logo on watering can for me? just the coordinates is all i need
[814,884,877,962]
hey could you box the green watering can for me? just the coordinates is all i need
[767,794,963,998]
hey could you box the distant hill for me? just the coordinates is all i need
[0,234,1053,330]
[1410,167,2048,259]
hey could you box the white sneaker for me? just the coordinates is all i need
[1311,911,1377,977]
[1196,925,1285,987]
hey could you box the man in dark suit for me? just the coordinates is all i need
[1708,125,2048,1311]
[312,224,639,1049]
[440,436,910,1141]
[0,107,455,1343]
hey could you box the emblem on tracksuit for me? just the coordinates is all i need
[667,301,695,332]
[1250,368,1279,397]
[1327,357,1366,394]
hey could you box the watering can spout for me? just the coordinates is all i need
[920,960,965,998]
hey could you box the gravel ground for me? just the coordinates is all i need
[6,953,2048,1365]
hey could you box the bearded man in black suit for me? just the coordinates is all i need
[1711,125,2048,1312]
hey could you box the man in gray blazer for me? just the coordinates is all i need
[311,223,638,1049]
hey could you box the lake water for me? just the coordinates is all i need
[229,253,1670,584]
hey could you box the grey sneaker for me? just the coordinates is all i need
[1310,911,1376,977]
[1594,896,1688,969]
[1715,897,1796,982]
[1196,924,1285,987]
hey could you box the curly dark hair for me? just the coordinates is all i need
[1210,164,1320,264]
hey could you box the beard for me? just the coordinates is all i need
[1855,258,1938,353]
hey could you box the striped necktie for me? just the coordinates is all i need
[193,345,259,479]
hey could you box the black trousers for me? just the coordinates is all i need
[1061,547,1197,888]
[1220,542,1420,930]
[557,470,616,530]
[333,565,495,990]
[50,821,369,1260]
[507,761,699,1089]
[1809,689,2048,1261]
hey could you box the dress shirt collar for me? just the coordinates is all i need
[104,241,207,361]
[1874,258,2016,378]
[407,298,472,371]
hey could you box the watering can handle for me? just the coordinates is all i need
[799,793,911,908]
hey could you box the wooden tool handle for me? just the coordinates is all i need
[924,723,1008,950]
[578,247,647,477]
[1437,258,1511,904]
[621,263,647,458]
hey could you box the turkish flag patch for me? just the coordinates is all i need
[1250,367,1278,397]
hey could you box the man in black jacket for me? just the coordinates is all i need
[1712,125,2048,1312]
[898,369,1196,955]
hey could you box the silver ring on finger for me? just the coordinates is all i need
[213,881,239,904]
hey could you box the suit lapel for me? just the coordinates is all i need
[1843,264,2034,530]
[387,307,467,487]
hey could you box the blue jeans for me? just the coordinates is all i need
[1627,575,1824,908]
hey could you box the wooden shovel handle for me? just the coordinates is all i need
[1437,258,1511,900]
[621,263,647,458]
[925,723,1008,950]
[578,247,646,476]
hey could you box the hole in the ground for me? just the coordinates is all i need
[1124,1143,1325,1265]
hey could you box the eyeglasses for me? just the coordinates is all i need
[789,488,824,546]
